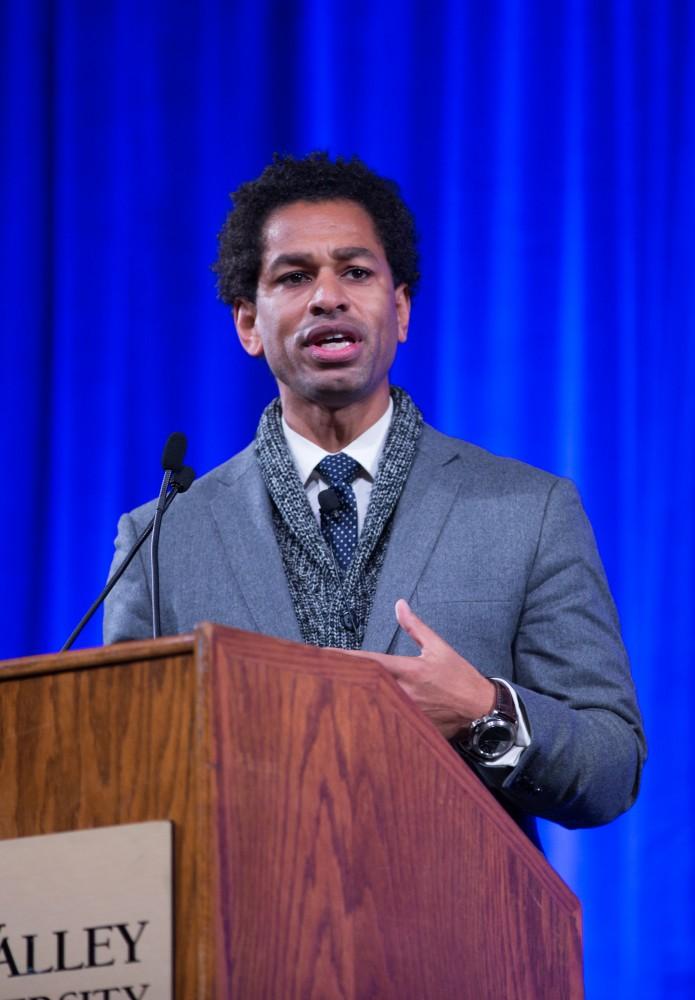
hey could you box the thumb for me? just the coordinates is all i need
[395,598,441,653]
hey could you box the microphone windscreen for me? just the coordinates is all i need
[318,488,341,513]
[172,465,196,493]
[161,432,187,471]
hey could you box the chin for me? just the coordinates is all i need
[304,376,378,409]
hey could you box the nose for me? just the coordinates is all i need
[308,270,348,315]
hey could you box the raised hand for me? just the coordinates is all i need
[345,598,495,738]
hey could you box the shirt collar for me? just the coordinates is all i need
[282,398,394,486]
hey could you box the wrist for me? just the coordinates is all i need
[456,676,496,726]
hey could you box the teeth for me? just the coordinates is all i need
[318,334,350,347]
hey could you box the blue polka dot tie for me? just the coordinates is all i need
[317,453,361,574]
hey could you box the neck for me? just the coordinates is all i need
[280,385,391,451]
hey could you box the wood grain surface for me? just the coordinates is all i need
[206,625,583,999]
[0,634,211,997]
[0,625,583,998]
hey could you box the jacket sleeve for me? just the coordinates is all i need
[103,509,154,644]
[494,478,646,828]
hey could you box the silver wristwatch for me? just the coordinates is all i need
[452,679,519,762]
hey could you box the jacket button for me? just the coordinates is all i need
[341,609,357,631]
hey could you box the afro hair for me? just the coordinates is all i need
[213,152,420,305]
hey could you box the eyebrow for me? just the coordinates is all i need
[332,246,378,263]
[266,246,378,273]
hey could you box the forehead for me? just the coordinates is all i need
[260,199,384,263]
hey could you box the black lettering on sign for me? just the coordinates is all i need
[114,923,148,964]
[85,925,117,969]
[0,925,20,976]
[2,985,150,1000]
[24,932,55,975]
[55,928,86,972]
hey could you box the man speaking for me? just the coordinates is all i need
[104,153,645,842]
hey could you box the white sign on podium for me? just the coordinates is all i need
[0,821,172,1000]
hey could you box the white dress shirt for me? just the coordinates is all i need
[281,400,530,767]
[282,399,393,533]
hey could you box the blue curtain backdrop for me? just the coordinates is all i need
[1,1,693,996]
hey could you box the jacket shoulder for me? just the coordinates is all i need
[419,424,563,495]
[125,441,258,529]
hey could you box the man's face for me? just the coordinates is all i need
[234,199,410,414]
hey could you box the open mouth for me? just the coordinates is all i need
[304,326,363,362]
[313,332,356,350]
[305,325,361,346]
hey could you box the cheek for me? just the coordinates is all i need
[376,303,403,345]
[255,315,298,376]
[256,300,298,344]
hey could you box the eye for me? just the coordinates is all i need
[344,266,372,281]
[278,271,310,286]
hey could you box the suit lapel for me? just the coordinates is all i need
[203,426,463,652]
[208,453,303,643]
[362,430,463,653]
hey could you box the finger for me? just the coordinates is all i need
[327,647,399,674]
[394,598,443,653]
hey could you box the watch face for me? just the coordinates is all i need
[475,721,516,760]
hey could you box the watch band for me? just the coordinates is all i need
[488,677,516,722]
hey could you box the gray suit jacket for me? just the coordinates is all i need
[104,424,646,838]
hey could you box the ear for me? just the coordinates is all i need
[233,298,264,357]
[394,284,411,344]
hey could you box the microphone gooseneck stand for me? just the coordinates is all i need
[60,437,194,651]
[150,433,188,638]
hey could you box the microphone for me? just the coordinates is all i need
[171,464,195,493]
[151,433,188,638]
[316,487,359,638]
[61,461,196,652]
[161,432,187,473]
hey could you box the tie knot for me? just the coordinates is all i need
[317,452,361,488]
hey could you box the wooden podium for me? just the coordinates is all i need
[0,623,583,998]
